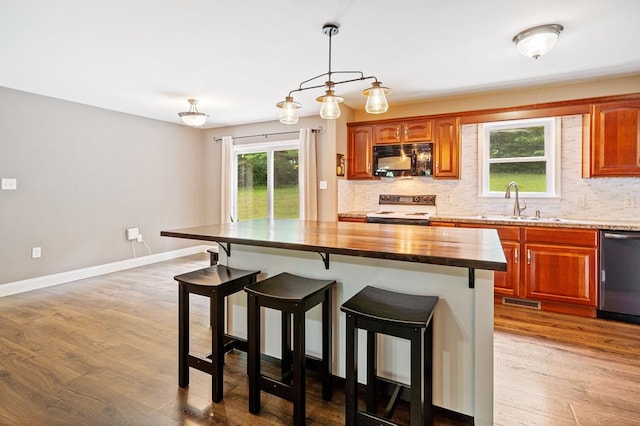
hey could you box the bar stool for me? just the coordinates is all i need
[206,248,218,266]
[174,265,260,402]
[341,286,439,426]
[244,273,335,425]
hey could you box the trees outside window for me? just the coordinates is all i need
[234,141,299,220]
[479,118,560,197]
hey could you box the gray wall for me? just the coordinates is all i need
[0,87,206,284]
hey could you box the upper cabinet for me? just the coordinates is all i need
[433,117,460,179]
[347,117,460,180]
[347,125,373,179]
[374,119,433,144]
[587,100,640,177]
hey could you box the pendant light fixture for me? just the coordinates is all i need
[178,98,208,127]
[276,23,391,124]
[513,24,564,59]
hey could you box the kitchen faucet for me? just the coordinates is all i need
[505,181,527,217]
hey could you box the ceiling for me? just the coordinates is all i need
[2,0,639,129]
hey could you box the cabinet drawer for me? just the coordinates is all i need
[524,227,598,247]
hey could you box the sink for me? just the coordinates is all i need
[475,215,568,223]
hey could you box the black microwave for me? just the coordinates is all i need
[373,143,433,177]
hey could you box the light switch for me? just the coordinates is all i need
[319,181,328,190]
[1,178,17,190]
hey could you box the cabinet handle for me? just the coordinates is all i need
[404,127,408,139]
[527,249,531,265]
[514,248,518,264]
[367,162,371,173]
[396,128,400,140]
[435,161,439,172]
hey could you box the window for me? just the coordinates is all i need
[479,117,560,197]
[233,140,299,220]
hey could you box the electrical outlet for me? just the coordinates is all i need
[624,197,637,208]
[575,195,586,207]
[1,178,17,190]
[32,247,41,258]
[136,234,143,242]
[126,227,139,241]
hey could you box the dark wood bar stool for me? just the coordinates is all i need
[244,273,335,425]
[341,286,439,426]
[174,265,259,402]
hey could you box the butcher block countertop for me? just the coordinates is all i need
[161,218,507,272]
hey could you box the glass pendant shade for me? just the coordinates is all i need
[513,24,563,59]
[363,82,391,114]
[178,99,208,127]
[276,96,301,124]
[317,90,343,119]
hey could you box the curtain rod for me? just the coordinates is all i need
[212,126,322,143]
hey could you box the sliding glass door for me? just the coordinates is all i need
[234,140,299,220]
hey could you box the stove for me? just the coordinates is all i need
[366,194,436,225]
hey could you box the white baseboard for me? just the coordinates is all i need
[0,245,212,298]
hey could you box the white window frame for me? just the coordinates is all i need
[478,117,561,198]
[232,139,299,219]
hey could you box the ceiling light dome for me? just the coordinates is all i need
[513,24,563,59]
[178,98,208,127]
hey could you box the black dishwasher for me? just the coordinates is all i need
[598,230,640,324]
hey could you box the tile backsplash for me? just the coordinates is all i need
[338,115,640,221]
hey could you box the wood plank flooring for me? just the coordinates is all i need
[1,253,639,425]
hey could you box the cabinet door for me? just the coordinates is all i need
[434,117,460,179]
[347,125,373,179]
[494,241,520,297]
[591,101,640,176]
[374,124,402,144]
[403,120,433,142]
[524,244,597,306]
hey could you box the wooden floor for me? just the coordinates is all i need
[1,253,639,425]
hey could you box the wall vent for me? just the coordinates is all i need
[502,297,541,309]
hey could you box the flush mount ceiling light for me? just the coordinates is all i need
[276,23,391,124]
[178,98,208,127]
[513,24,564,59]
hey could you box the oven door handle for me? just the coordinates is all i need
[603,232,640,240]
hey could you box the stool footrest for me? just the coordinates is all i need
[187,354,213,374]
[357,411,397,426]
[259,375,295,402]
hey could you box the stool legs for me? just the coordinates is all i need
[321,288,333,401]
[366,330,377,413]
[247,293,260,414]
[211,291,224,402]
[292,308,306,425]
[345,312,357,426]
[178,283,189,388]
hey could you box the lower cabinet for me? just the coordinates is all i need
[431,222,599,316]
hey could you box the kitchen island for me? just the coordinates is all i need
[161,219,506,425]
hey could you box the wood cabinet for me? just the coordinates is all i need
[347,125,373,179]
[458,224,521,297]
[347,116,459,180]
[587,100,640,177]
[523,228,598,308]
[433,117,460,179]
[374,119,433,144]
[433,221,599,316]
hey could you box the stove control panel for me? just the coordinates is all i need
[378,194,436,206]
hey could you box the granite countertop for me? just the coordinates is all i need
[337,211,640,231]
[430,215,640,231]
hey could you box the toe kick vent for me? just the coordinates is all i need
[502,297,541,309]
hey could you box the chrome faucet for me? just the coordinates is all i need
[505,181,527,217]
